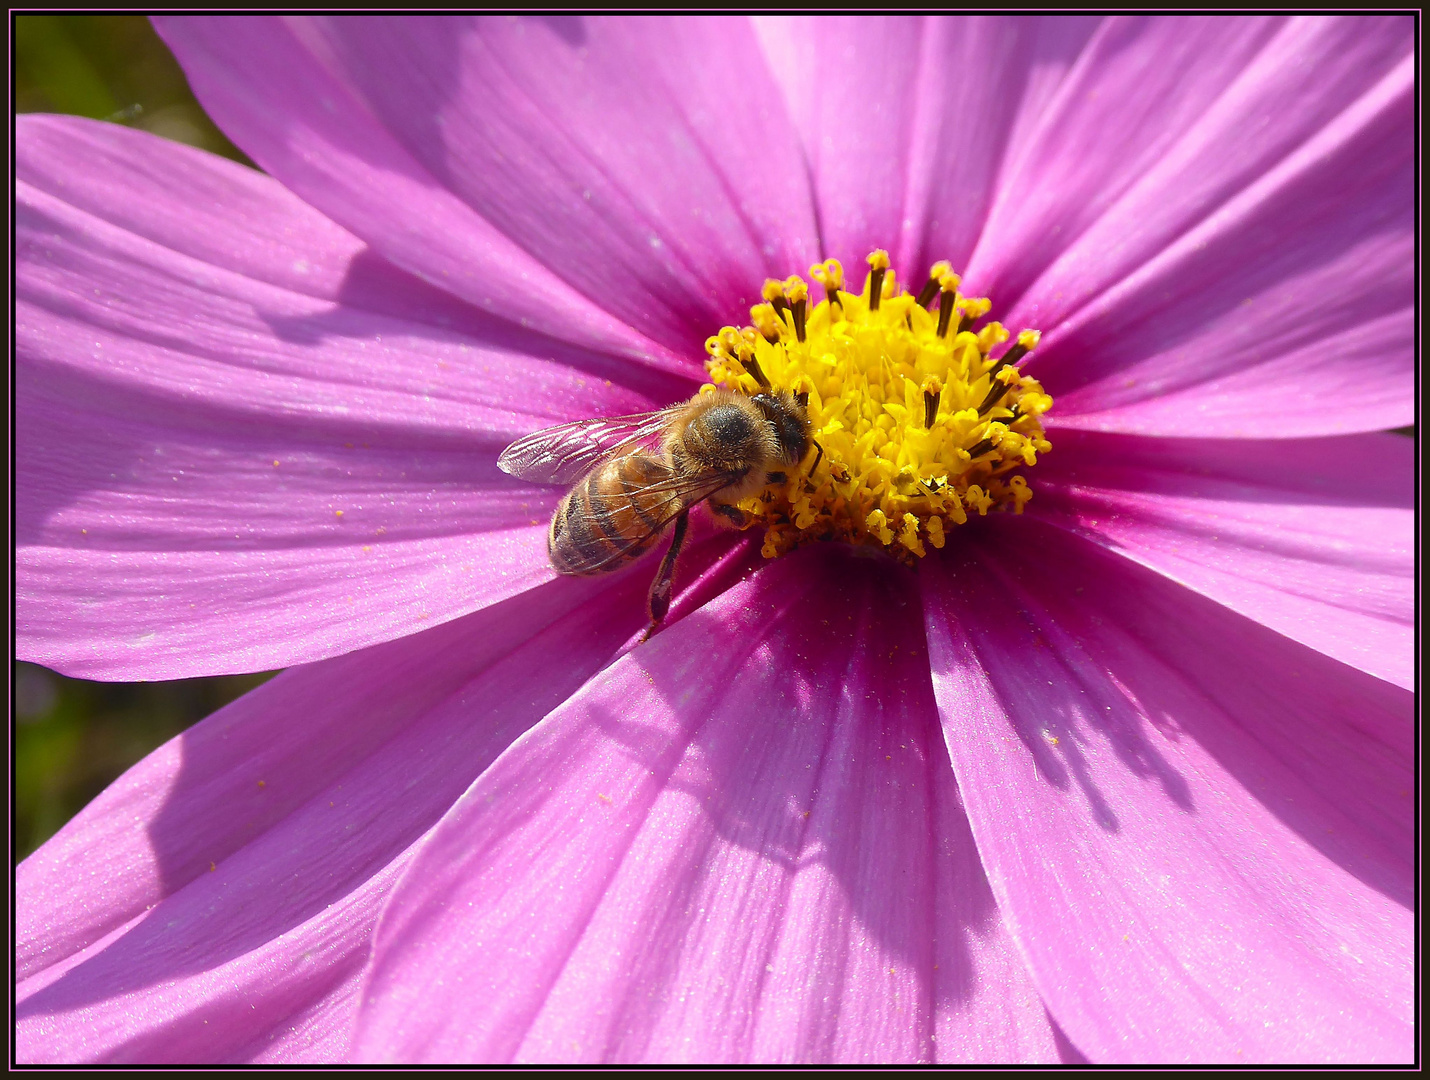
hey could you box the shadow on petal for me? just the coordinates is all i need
[14,532,748,1062]
[922,516,1411,1063]
[356,544,1055,1064]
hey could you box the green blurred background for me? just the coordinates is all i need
[14,14,248,163]
[14,15,268,861]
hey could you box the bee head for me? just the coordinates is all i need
[752,392,811,467]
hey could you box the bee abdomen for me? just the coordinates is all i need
[549,455,678,576]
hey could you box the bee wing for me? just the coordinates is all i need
[572,465,746,575]
[496,406,686,486]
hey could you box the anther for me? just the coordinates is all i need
[921,375,942,428]
[976,376,1013,416]
[957,297,991,335]
[976,330,1039,414]
[915,260,952,308]
[935,273,961,338]
[762,278,790,322]
[987,330,1039,375]
[786,278,809,344]
[740,350,771,389]
[811,259,844,308]
[750,303,783,344]
[937,293,956,338]
[866,250,890,312]
[1008,328,1042,364]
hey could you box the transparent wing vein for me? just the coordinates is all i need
[497,406,684,486]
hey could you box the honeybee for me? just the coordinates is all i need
[498,389,816,637]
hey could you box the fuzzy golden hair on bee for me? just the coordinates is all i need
[497,388,814,639]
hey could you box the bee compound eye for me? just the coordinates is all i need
[750,394,780,418]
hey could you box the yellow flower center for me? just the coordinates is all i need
[703,250,1052,561]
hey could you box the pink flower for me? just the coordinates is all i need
[15,15,1412,1065]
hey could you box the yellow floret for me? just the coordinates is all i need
[705,250,1051,564]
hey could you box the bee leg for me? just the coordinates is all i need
[809,439,824,476]
[642,509,690,642]
[709,502,750,529]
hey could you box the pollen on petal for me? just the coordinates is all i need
[866,508,894,546]
[704,250,1051,563]
[898,513,925,557]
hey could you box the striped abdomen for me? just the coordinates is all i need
[549,454,684,575]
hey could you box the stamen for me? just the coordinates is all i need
[750,303,782,344]
[740,349,771,389]
[957,297,991,335]
[810,259,844,308]
[915,260,952,308]
[1000,328,1041,368]
[935,272,961,338]
[976,330,1041,415]
[866,249,890,312]
[922,375,942,428]
[786,277,809,343]
[975,375,1012,416]
[977,321,1009,354]
[762,278,790,321]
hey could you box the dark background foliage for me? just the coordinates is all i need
[14,15,267,861]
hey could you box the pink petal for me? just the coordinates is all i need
[16,535,747,1063]
[983,17,1412,436]
[922,520,1412,1064]
[16,116,688,679]
[755,15,1098,273]
[157,16,820,362]
[1032,430,1412,689]
[966,14,1276,293]
[356,546,1055,1064]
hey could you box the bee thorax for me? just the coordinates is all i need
[678,400,775,472]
